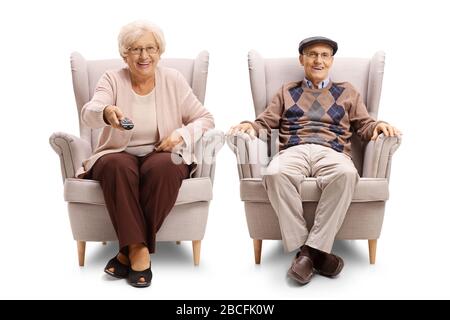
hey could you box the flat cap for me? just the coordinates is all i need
[298,36,338,55]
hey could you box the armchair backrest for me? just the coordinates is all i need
[70,51,209,149]
[248,50,385,174]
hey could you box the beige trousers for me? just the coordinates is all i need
[262,144,359,253]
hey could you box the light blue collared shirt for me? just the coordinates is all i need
[304,77,330,89]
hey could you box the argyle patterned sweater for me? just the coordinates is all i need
[248,80,381,157]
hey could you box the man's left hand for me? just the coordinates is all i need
[156,131,184,152]
[371,122,402,140]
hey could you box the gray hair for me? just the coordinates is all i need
[118,20,166,58]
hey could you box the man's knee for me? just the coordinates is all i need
[262,170,294,189]
[334,166,359,184]
[317,166,358,189]
[340,166,358,178]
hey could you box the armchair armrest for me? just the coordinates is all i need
[49,132,92,181]
[226,133,270,179]
[192,129,225,183]
[363,134,402,179]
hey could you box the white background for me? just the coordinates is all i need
[0,0,449,299]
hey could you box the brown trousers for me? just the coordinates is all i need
[85,151,189,254]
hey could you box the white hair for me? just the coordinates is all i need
[118,20,166,58]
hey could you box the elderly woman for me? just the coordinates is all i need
[79,21,214,287]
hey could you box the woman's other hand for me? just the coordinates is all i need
[156,131,184,152]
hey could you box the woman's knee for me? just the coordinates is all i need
[140,152,186,177]
[95,153,138,175]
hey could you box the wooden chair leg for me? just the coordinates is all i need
[77,241,86,267]
[253,239,262,264]
[368,239,377,264]
[192,240,201,266]
[176,241,181,245]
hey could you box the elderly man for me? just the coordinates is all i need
[229,36,400,285]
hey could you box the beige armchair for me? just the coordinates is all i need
[227,50,401,264]
[50,51,224,266]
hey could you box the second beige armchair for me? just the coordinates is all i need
[227,50,401,265]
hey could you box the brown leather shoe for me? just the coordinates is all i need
[310,247,344,277]
[287,252,314,285]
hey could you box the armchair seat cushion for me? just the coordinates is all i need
[240,177,388,203]
[64,177,213,205]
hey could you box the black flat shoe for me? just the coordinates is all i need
[128,267,152,288]
[104,255,130,279]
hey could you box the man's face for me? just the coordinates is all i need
[299,43,334,86]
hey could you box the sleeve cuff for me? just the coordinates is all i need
[175,127,189,148]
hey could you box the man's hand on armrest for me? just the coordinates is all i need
[371,122,402,140]
[228,123,256,138]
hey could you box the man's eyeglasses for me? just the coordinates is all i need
[303,51,332,61]
[128,46,159,56]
